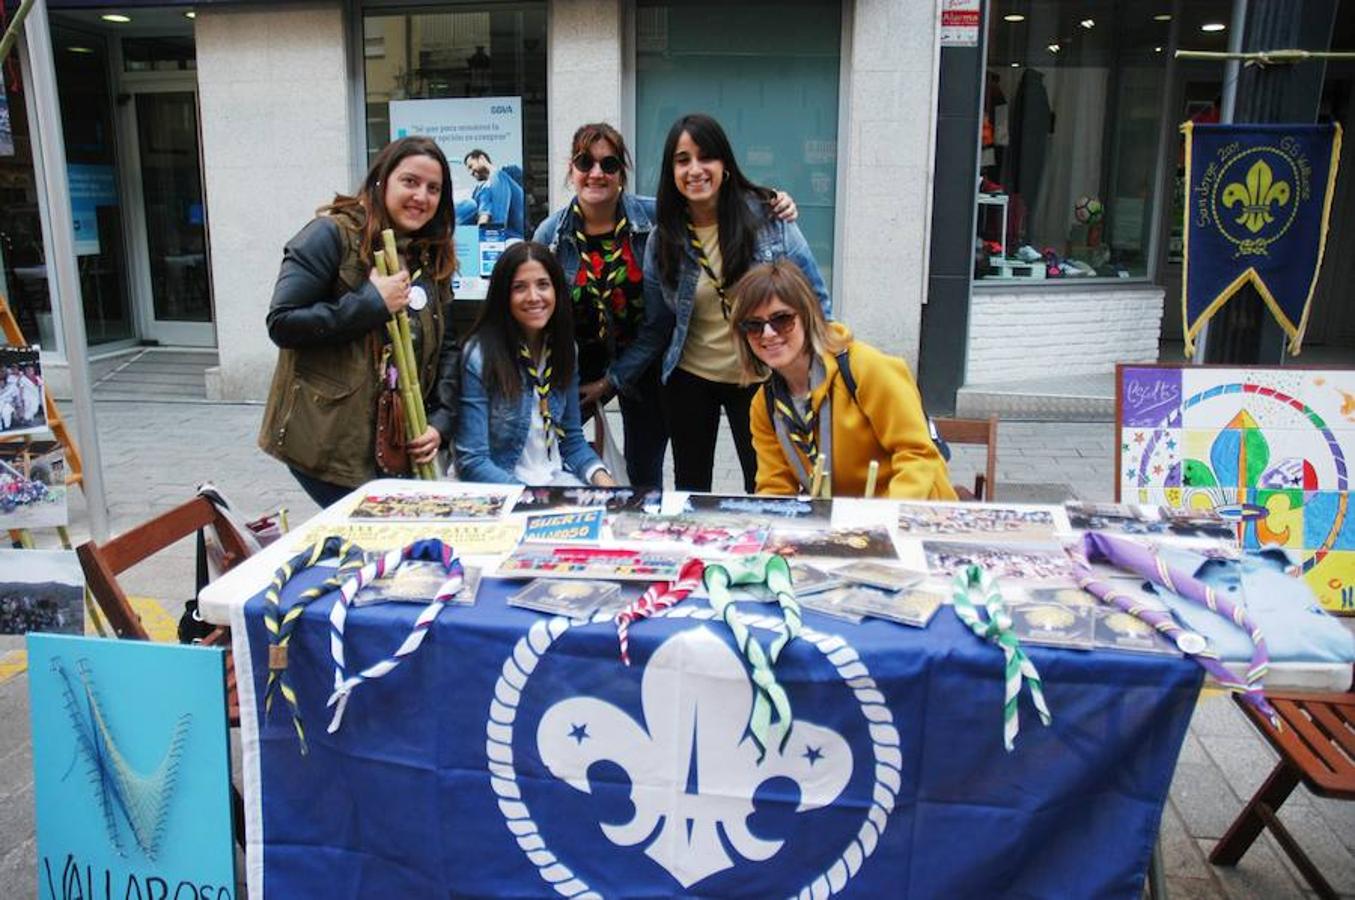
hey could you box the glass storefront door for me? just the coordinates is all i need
[131,88,214,345]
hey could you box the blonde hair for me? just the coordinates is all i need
[728,259,844,384]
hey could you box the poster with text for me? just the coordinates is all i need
[390,97,525,299]
[67,164,118,257]
[28,634,235,900]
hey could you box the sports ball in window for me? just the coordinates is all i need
[1074,196,1104,224]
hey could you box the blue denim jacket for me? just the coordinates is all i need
[454,338,603,484]
[609,197,831,389]
[532,192,657,285]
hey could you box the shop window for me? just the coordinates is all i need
[362,6,548,232]
[976,1,1172,282]
[634,0,841,287]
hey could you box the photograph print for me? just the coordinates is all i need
[0,549,84,635]
[0,438,67,529]
[0,346,46,438]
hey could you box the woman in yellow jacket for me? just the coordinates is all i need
[730,260,956,499]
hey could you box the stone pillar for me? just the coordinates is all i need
[196,3,354,401]
[834,0,942,368]
[546,0,624,213]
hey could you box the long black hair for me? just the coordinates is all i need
[466,241,576,401]
[322,136,458,282]
[653,113,775,289]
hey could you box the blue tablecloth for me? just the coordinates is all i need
[239,568,1202,899]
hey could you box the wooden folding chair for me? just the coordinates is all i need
[1210,688,1355,899]
[76,496,254,718]
[933,416,999,501]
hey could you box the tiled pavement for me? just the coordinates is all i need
[0,400,1351,898]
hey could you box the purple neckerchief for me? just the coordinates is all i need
[1069,532,1279,726]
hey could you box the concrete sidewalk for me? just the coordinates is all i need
[0,399,1350,897]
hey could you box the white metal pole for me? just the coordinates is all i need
[23,0,110,542]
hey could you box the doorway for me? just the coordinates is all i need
[52,8,214,350]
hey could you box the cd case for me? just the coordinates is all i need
[351,561,477,607]
[507,579,622,620]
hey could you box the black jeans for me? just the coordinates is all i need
[661,367,758,493]
[288,466,354,508]
[583,362,668,488]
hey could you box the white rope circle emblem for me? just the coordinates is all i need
[485,605,901,899]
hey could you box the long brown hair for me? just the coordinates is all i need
[729,259,845,385]
[320,136,457,282]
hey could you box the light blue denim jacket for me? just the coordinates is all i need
[610,196,831,388]
[454,338,603,484]
[532,192,657,286]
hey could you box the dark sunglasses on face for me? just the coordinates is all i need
[572,153,624,175]
[738,311,798,337]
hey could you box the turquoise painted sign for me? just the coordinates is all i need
[27,634,235,900]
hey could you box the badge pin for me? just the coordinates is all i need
[1175,632,1208,655]
[409,285,428,311]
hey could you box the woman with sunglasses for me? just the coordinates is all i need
[731,260,955,500]
[534,122,797,488]
[608,114,826,493]
[455,241,617,487]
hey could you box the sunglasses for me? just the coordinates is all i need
[738,311,798,337]
[572,153,624,175]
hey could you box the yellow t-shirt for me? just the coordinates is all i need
[678,223,744,384]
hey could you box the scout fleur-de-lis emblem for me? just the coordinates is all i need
[1221,159,1291,234]
[535,627,853,888]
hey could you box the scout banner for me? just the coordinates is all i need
[1181,122,1342,355]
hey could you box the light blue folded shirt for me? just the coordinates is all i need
[1142,546,1355,664]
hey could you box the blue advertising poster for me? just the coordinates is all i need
[66,164,119,256]
[27,634,236,900]
[390,97,524,299]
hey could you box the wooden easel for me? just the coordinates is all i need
[0,292,105,634]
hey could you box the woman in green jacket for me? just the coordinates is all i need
[258,137,461,506]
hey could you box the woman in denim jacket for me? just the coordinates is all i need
[610,114,829,492]
[455,242,617,486]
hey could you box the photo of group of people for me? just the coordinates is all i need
[896,502,1061,542]
[350,490,511,521]
[0,439,67,530]
[0,549,83,635]
[0,346,45,438]
[922,540,1078,583]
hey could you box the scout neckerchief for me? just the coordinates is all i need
[519,343,564,458]
[685,218,729,319]
[614,558,705,666]
[768,356,833,495]
[703,554,803,760]
[263,536,366,754]
[570,197,632,342]
[1070,532,1279,726]
[325,539,465,734]
[950,565,1052,751]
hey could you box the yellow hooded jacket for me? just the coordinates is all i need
[749,323,957,500]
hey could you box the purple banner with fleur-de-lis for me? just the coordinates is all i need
[1181,123,1342,356]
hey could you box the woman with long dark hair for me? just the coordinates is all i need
[455,242,617,486]
[259,136,461,506]
[611,114,828,492]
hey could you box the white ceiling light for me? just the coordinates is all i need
[1047,43,1061,53]
[1080,18,1095,29]
[100,13,131,23]
[1202,22,1227,32]
[1153,14,1172,22]
[185,11,196,18]
[1010,61,1021,67]
[67,46,94,54]
[1004,14,1026,22]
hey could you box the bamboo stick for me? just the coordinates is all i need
[864,460,879,499]
[376,236,435,479]
[809,454,826,499]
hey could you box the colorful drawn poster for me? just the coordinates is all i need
[0,549,82,634]
[0,438,67,529]
[28,635,235,900]
[1118,364,1355,612]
